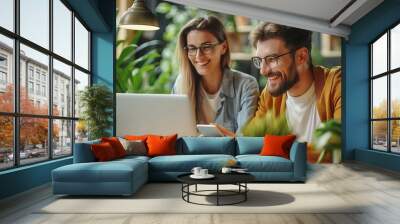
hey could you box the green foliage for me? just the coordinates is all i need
[312,120,342,163]
[241,111,292,136]
[116,30,166,93]
[79,84,113,140]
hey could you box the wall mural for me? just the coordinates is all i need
[116,1,342,163]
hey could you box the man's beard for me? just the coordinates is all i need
[267,64,299,97]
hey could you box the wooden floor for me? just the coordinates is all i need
[1,162,400,224]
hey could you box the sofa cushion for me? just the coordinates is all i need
[119,138,148,156]
[148,154,235,172]
[101,137,127,158]
[91,142,118,161]
[147,134,178,157]
[236,155,293,172]
[236,137,263,155]
[177,137,235,155]
[260,135,296,159]
[53,159,147,183]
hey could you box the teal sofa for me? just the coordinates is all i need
[52,137,306,196]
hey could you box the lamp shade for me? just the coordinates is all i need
[119,0,160,31]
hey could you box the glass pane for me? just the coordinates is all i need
[53,0,72,60]
[391,72,400,118]
[74,69,89,118]
[0,0,14,31]
[75,120,88,143]
[0,116,14,170]
[53,119,72,158]
[372,121,388,151]
[372,77,387,119]
[20,0,49,49]
[74,18,89,70]
[391,120,400,153]
[20,44,49,115]
[0,35,14,112]
[391,24,400,70]
[53,59,72,117]
[372,33,387,76]
[20,117,49,165]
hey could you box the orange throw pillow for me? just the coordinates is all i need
[101,137,126,158]
[91,142,117,161]
[146,134,178,157]
[260,135,297,159]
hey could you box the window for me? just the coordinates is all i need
[75,17,89,70]
[36,83,40,95]
[0,71,6,85]
[0,0,91,170]
[0,54,7,67]
[0,0,14,32]
[35,70,41,81]
[28,81,34,94]
[0,54,7,87]
[28,67,34,80]
[42,85,46,97]
[371,23,400,154]
[0,35,13,113]
[41,73,46,83]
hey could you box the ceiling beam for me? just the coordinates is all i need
[330,0,368,27]
[165,0,351,38]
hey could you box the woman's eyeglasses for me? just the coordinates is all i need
[184,42,221,56]
[251,50,295,69]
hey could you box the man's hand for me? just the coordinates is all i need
[212,123,236,137]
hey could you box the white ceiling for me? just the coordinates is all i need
[165,0,384,38]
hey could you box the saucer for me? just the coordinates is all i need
[190,174,215,179]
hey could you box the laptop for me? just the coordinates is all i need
[116,93,198,137]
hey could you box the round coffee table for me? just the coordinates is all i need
[177,173,255,206]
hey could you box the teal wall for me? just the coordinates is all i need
[344,0,400,171]
[0,0,115,200]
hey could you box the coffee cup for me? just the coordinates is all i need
[200,169,208,176]
[191,167,202,176]
[221,167,232,174]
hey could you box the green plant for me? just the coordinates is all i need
[79,84,113,140]
[312,120,342,163]
[241,111,292,136]
[116,30,165,93]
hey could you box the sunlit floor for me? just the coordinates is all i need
[1,162,400,224]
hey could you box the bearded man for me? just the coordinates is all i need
[249,23,341,142]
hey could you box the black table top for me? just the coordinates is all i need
[177,172,255,185]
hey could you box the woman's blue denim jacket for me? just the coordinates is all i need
[173,69,259,135]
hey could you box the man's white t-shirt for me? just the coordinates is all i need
[286,83,321,143]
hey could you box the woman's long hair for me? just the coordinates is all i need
[175,16,231,123]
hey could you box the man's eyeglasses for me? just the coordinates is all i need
[184,42,221,56]
[251,50,295,69]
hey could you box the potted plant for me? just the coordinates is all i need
[79,84,113,140]
[312,120,342,164]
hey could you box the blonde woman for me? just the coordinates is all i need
[172,16,259,136]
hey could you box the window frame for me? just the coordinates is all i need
[370,20,400,154]
[0,0,92,171]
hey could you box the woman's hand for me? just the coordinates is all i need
[212,123,236,137]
